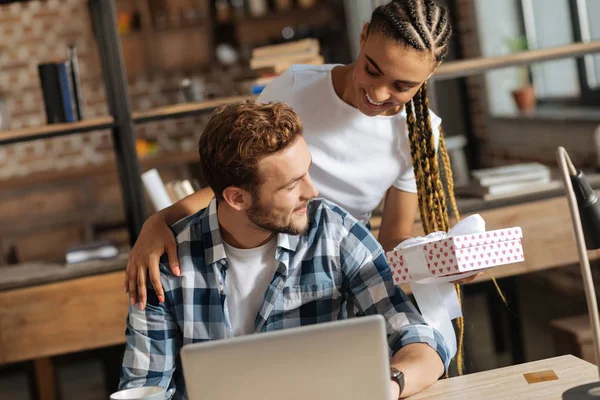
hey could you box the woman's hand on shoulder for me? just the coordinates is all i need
[125,212,180,310]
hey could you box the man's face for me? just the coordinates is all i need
[247,136,319,235]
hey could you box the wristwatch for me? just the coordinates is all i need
[390,367,405,398]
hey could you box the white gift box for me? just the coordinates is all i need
[386,224,524,284]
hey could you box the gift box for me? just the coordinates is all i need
[386,227,524,284]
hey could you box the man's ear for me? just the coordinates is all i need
[221,186,252,211]
[359,22,370,47]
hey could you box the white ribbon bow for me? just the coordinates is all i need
[395,214,486,358]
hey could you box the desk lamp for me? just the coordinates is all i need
[558,147,600,399]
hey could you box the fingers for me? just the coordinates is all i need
[148,254,165,304]
[128,273,137,307]
[124,264,131,294]
[137,265,147,311]
[125,255,136,294]
[166,241,181,277]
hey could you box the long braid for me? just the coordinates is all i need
[414,88,437,232]
[421,83,449,231]
[439,128,460,221]
[405,99,431,234]
[370,0,467,375]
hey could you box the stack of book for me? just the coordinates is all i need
[246,38,323,94]
[38,46,84,124]
[459,163,561,200]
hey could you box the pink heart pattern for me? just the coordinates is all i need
[385,227,524,284]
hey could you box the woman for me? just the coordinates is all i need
[126,0,461,307]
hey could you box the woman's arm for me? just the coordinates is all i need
[161,187,215,225]
[377,187,419,252]
[125,187,214,310]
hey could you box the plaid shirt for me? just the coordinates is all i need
[120,198,450,399]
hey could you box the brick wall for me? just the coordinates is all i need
[0,0,212,180]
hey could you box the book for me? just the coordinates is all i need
[457,179,563,200]
[57,61,77,122]
[250,51,322,69]
[68,44,85,120]
[251,38,320,59]
[258,55,324,75]
[38,63,66,124]
[38,60,80,124]
[471,163,551,187]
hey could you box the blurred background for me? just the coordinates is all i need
[0,0,599,399]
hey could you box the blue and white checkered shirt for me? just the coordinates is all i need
[119,198,450,399]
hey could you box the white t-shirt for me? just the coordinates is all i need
[258,64,441,223]
[223,237,278,336]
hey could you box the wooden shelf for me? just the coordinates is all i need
[0,150,200,191]
[234,4,333,45]
[0,117,115,145]
[132,95,255,123]
[0,96,254,144]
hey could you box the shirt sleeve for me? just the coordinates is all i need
[339,220,451,370]
[256,67,295,105]
[119,262,181,399]
[393,110,442,193]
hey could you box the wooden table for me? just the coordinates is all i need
[0,259,129,400]
[409,355,598,400]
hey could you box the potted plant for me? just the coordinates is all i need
[507,36,536,112]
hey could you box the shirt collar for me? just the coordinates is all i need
[203,198,300,265]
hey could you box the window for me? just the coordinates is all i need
[522,0,600,104]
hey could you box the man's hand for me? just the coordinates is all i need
[125,212,180,310]
[389,380,400,400]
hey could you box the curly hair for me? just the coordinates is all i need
[198,100,303,200]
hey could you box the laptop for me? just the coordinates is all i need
[180,315,391,400]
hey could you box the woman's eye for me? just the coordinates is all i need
[365,65,378,76]
[395,85,410,93]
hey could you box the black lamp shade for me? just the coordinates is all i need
[571,170,600,250]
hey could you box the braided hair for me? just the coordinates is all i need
[369,0,464,374]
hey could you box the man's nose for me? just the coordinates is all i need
[303,173,319,199]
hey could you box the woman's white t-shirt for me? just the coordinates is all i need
[257,64,441,223]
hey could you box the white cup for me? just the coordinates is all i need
[110,386,165,400]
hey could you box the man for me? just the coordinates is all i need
[119,101,449,399]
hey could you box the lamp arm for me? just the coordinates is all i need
[558,146,600,377]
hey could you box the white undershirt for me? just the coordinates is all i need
[223,237,278,336]
[257,64,441,223]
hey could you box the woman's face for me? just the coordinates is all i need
[353,25,437,117]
